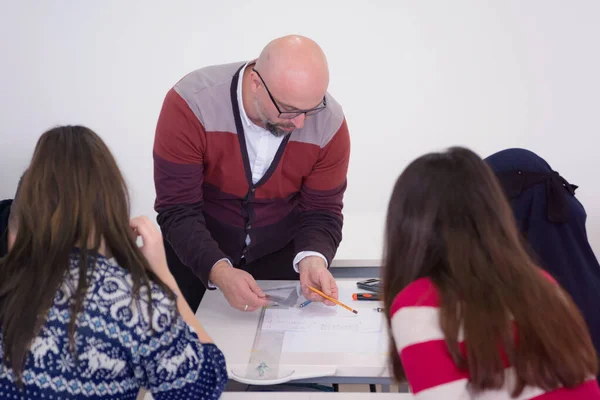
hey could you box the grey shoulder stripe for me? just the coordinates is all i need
[289,93,345,148]
[173,62,245,133]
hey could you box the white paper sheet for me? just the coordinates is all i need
[258,284,387,355]
[262,305,383,334]
[281,330,388,354]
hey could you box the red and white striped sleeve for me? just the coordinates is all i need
[390,278,472,399]
[389,277,600,400]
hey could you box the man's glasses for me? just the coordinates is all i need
[252,68,327,119]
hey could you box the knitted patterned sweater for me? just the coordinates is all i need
[0,252,227,399]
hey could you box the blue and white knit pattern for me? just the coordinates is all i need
[0,253,227,399]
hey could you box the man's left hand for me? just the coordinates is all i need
[298,256,338,306]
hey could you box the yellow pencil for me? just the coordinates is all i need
[307,286,358,314]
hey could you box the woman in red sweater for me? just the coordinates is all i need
[382,147,600,399]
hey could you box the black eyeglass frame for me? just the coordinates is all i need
[252,68,327,119]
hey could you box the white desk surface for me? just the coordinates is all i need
[143,280,391,399]
[220,393,410,399]
[197,280,390,384]
[144,392,408,400]
[330,259,380,268]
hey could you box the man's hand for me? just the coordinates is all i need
[298,256,338,306]
[209,261,269,312]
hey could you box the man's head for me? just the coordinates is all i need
[249,35,330,137]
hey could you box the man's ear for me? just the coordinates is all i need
[249,70,262,93]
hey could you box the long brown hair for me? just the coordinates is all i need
[382,147,597,396]
[0,125,174,382]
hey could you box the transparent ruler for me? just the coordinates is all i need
[244,307,288,381]
[243,284,301,382]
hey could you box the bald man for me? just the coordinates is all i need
[153,35,350,312]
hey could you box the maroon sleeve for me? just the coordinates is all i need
[153,88,227,287]
[294,118,351,264]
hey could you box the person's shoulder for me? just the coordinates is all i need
[322,92,344,119]
[537,267,558,285]
[92,256,176,308]
[0,198,13,209]
[388,278,448,356]
[389,277,441,317]
[171,61,245,130]
[175,61,245,94]
[82,255,178,337]
[295,92,347,149]
[318,92,345,132]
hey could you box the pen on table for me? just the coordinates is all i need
[352,293,380,301]
[299,300,312,308]
[307,286,358,314]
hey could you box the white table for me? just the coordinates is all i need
[143,391,409,400]
[331,259,380,268]
[197,280,391,387]
[142,279,395,400]
[220,393,410,399]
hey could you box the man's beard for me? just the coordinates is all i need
[265,121,294,137]
[255,99,295,137]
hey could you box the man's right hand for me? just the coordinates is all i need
[209,261,269,312]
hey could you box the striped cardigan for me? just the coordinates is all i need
[153,62,350,286]
[390,277,600,399]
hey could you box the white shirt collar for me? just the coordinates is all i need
[237,62,264,132]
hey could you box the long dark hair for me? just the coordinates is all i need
[0,125,174,382]
[382,147,597,396]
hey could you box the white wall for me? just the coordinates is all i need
[1,0,599,261]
